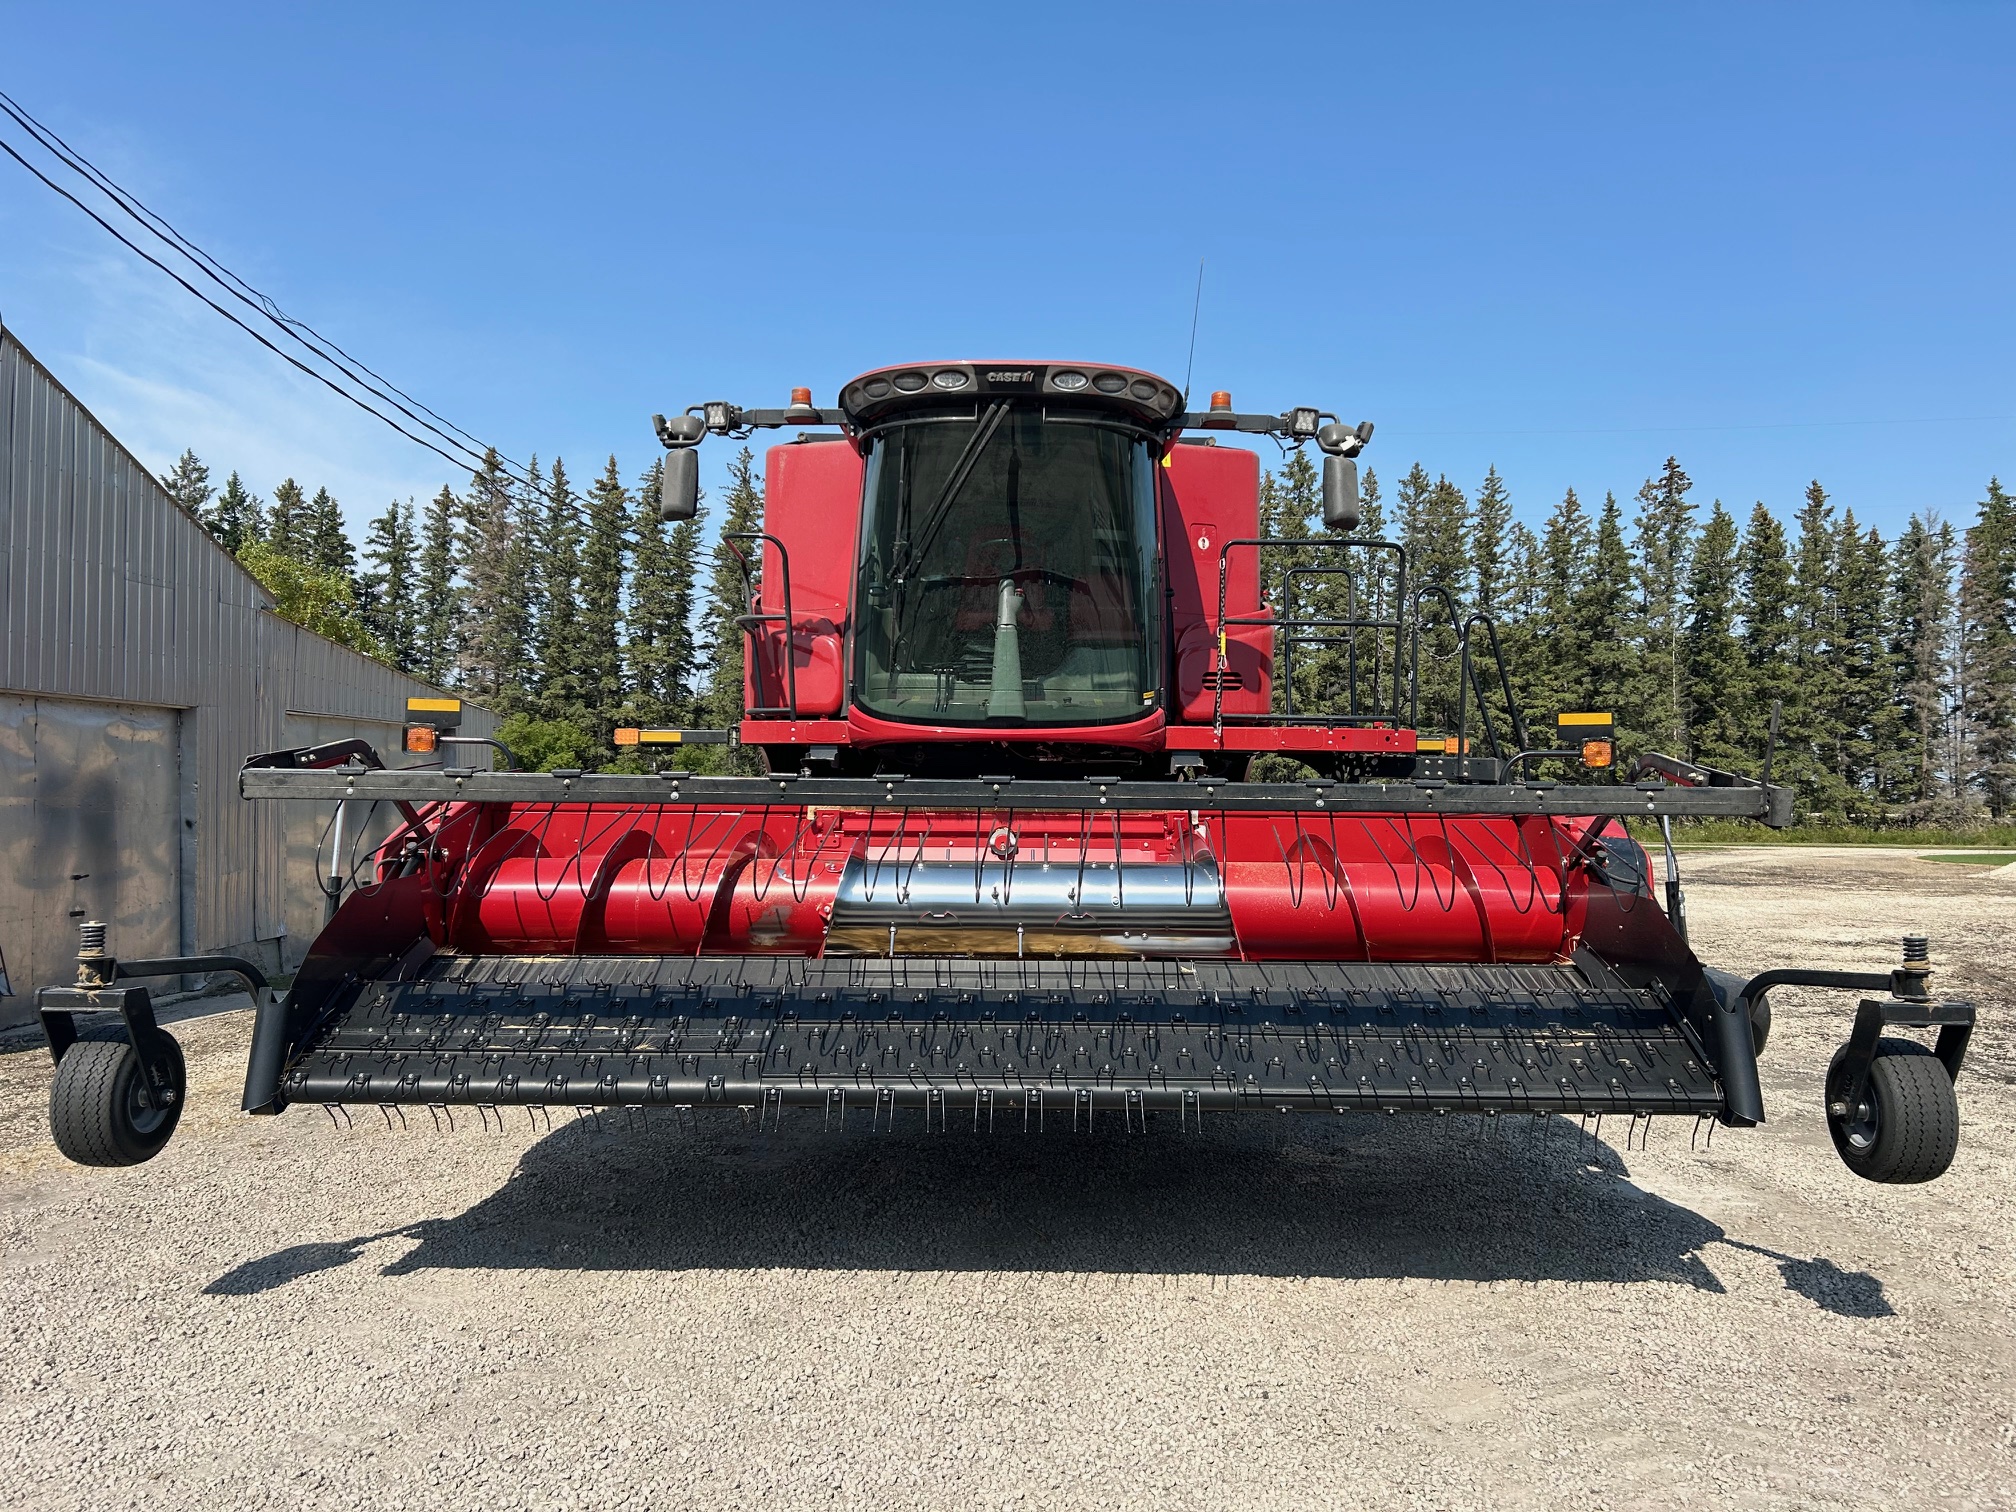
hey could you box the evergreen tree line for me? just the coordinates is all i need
[160,443,2016,820]
[157,443,764,771]
[1260,453,2016,822]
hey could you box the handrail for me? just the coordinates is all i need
[1280,564,1359,717]
[1213,537,1408,737]
[724,530,799,719]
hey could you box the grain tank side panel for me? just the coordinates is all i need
[1162,445,1271,721]
[748,439,864,717]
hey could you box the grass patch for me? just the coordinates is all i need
[1623,817,2016,849]
[1917,852,2016,866]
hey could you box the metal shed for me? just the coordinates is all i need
[0,322,492,1027]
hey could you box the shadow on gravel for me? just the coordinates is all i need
[201,1112,1859,1297]
[1720,1238,1895,1318]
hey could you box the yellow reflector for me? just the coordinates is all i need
[612,728,640,746]
[402,724,438,754]
[639,729,684,744]
[407,697,461,714]
[1557,711,1612,727]
[1583,740,1614,768]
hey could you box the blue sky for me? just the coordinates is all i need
[1,3,2010,542]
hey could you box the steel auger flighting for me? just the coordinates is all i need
[38,361,1976,1182]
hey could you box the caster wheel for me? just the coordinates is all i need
[1825,1037,1958,1184]
[49,1027,186,1167]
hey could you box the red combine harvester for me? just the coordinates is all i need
[38,361,1975,1183]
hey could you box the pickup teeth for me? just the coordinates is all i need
[285,956,1720,1120]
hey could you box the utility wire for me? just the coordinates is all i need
[0,89,515,481]
[0,99,539,491]
[2,88,499,459]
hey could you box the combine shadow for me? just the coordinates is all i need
[211,1112,1747,1294]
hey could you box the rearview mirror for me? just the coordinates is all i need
[660,447,700,522]
[1323,455,1361,531]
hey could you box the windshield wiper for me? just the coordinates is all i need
[892,402,1009,585]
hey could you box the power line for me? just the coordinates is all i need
[0,89,515,480]
[0,97,538,491]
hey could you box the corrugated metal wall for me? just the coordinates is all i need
[0,323,492,1025]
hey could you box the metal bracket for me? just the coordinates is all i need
[35,984,179,1112]
[1833,996,1975,1106]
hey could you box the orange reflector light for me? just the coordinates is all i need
[790,387,812,407]
[1583,740,1614,768]
[613,727,640,747]
[403,724,438,754]
[1209,390,1232,412]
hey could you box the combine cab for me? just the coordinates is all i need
[37,362,1976,1183]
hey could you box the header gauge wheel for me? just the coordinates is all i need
[49,1028,186,1167]
[1825,1038,1959,1185]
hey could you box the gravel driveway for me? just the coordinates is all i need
[2,847,2011,1511]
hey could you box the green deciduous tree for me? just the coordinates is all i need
[238,539,379,654]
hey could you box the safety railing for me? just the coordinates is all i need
[1212,537,1527,762]
[724,530,799,719]
[1213,538,1409,735]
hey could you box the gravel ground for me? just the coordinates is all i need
[1,847,2011,1511]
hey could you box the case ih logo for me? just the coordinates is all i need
[985,370,1036,384]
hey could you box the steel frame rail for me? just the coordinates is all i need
[241,767,1794,824]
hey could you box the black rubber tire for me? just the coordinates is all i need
[48,1027,186,1167]
[1749,995,1772,1058]
[1825,1038,1959,1184]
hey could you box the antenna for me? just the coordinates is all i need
[1181,258,1204,404]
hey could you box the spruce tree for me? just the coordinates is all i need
[360,499,419,672]
[1633,456,1696,753]
[1471,466,1511,616]
[628,459,705,728]
[1830,512,1897,810]
[1574,492,1642,736]
[304,486,356,583]
[1891,513,1958,806]
[459,450,534,711]
[1352,467,1392,712]
[160,449,212,521]
[1262,449,1321,710]
[1530,488,1591,726]
[535,457,583,723]
[1682,501,1744,767]
[415,484,462,688]
[203,471,262,553]
[1786,481,1844,813]
[700,447,765,733]
[578,456,632,738]
[266,478,307,558]
[1959,478,2016,814]
[1495,520,1545,735]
